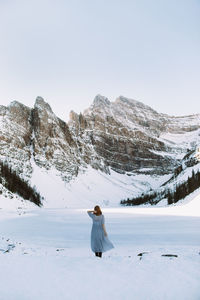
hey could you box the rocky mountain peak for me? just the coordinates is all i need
[69,110,79,123]
[93,94,110,107]
[7,101,31,126]
[1,94,200,207]
[9,100,25,108]
[34,96,53,113]
[8,100,31,114]
[115,95,136,105]
[0,104,8,116]
[115,96,158,114]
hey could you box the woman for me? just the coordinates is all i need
[87,205,114,257]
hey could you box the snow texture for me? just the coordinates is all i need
[0,194,200,300]
[29,160,171,208]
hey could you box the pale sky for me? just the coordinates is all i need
[0,0,200,121]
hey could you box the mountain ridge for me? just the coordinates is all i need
[0,95,200,207]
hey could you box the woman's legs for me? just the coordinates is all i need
[95,252,102,257]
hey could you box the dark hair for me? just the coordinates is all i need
[94,205,102,216]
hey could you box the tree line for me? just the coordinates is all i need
[0,161,42,206]
[121,169,200,206]
[167,169,200,204]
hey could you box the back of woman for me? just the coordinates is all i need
[87,205,114,258]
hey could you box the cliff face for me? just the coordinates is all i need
[30,97,81,180]
[0,101,33,178]
[68,95,200,175]
[0,95,200,205]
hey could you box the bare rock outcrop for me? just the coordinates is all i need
[0,95,200,184]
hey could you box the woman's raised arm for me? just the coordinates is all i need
[87,210,95,218]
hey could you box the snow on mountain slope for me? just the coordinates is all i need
[159,128,200,149]
[1,95,200,208]
[30,160,171,208]
[0,193,37,212]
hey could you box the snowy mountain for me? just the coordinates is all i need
[0,95,200,208]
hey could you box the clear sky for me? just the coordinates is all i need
[0,0,200,121]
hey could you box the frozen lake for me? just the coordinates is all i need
[0,207,200,300]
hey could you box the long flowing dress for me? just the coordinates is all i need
[87,212,114,253]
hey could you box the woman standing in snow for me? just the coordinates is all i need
[87,205,114,257]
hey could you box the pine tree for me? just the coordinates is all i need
[0,161,42,206]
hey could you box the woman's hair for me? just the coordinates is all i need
[94,205,102,216]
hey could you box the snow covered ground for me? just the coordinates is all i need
[30,163,172,208]
[0,193,200,300]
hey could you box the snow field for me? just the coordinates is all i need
[0,207,200,300]
[30,162,171,209]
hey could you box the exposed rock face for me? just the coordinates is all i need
[0,95,200,185]
[31,97,79,179]
[69,95,200,175]
[0,101,32,178]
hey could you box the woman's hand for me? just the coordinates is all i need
[102,224,107,236]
